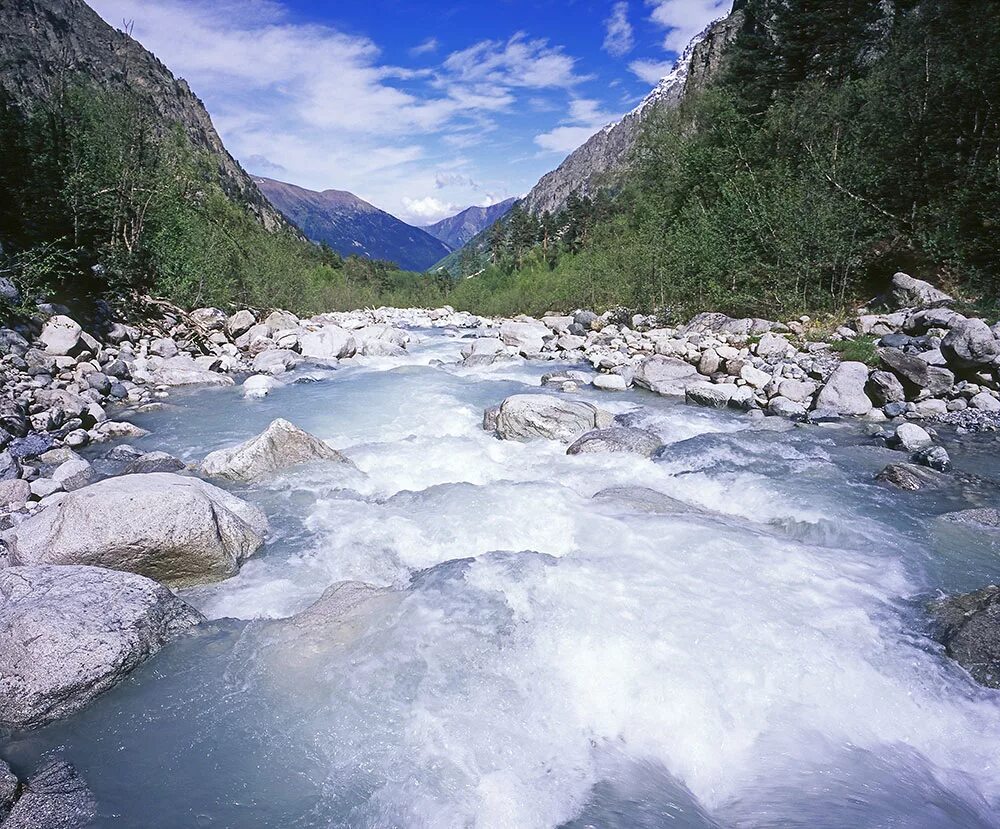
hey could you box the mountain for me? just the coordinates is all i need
[521,7,747,216]
[0,0,286,231]
[421,199,517,249]
[255,178,452,272]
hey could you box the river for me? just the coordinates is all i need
[4,327,1000,828]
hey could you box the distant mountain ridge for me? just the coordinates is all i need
[521,8,747,216]
[255,177,452,272]
[421,199,517,249]
[0,0,287,232]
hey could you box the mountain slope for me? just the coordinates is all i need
[0,0,286,231]
[521,7,747,216]
[256,178,452,272]
[421,199,517,249]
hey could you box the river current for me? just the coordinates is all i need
[4,327,1000,828]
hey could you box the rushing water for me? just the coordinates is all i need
[4,328,1000,828]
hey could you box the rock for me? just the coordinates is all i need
[592,486,697,515]
[592,374,628,391]
[189,307,227,331]
[889,272,954,309]
[941,318,1000,369]
[201,418,353,483]
[252,348,302,375]
[29,478,63,499]
[970,391,1000,411]
[574,310,599,329]
[124,451,184,475]
[883,401,908,418]
[300,326,356,361]
[0,451,21,482]
[64,428,89,448]
[776,379,816,403]
[940,507,1000,532]
[879,348,955,396]
[0,759,15,821]
[264,309,299,333]
[499,320,548,357]
[0,277,19,305]
[755,333,792,359]
[740,364,771,390]
[39,315,83,356]
[152,355,235,387]
[0,565,203,729]
[0,479,30,510]
[566,427,663,457]
[867,370,906,405]
[492,394,613,442]
[1,760,96,829]
[542,315,574,333]
[149,337,179,358]
[51,457,92,491]
[686,382,737,408]
[914,398,948,417]
[226,309,256,338]
[557,334,586,351]
[930,585,1000,688]
[633,355,700,396]
[9,473,269,586]
[903,307,963,334]
[697,348,721,376]
[355,325,406,357]
[6,432,53,461]
[767,396,807,418]
[104,358,131,380]
[894,422,933,452]
[875,462,946,491]
[813,361,873,416]
[913,444,951,472]
[89,420,150,442]
[242,374,281,399]
[482,404,501,433]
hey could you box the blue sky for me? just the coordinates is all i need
[90,0,730,224]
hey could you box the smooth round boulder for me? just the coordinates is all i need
[0,565,203,729]
[8,473,269,586]
[201,418,354,483]
[567,427,663,457]
[814,361,873,416]
[492,394,614,442]
[299,326,356,361]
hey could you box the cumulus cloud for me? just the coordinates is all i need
[534,97,619,155]
[645,0,729,52]
[401,196,459,223]
[603,2,634,57]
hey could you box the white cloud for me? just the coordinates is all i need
[534,97,619,155]
[603,2,634,57]
[628,58,675,85]
[443,32,588,89]
[410,37,439,56]
[645,0,729,52]
[402,196,459,223]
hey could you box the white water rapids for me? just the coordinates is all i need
[5,328,1000,828]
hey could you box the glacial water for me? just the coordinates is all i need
[4,327,1000,828]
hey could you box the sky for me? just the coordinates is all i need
[89,0,730,225]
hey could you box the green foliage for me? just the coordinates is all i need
[829,335,879,367]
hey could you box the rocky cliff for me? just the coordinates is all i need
[0,0,286,231]
[521,5,747,216]
[421,199,517,250]
[256,178,452,272]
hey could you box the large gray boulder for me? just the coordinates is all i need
[633,355,700,396]
[875,462,946,491]
[201,418,353,483]
[889,272,954,309]
[0,565,203,729]
[685,382,738,409]
[499,320,548,357]
[566,427,663,457]
[930,584,1000,688]
[151,355,234,387]
[38,315,83,356]
[813,361,873,416]
[1,760,96,829]
[878,347,954,396]
[226,309,256,339]
[8,473,269,586]
[299,326,356,360]
[492,394,613,442]
[252,348,302,375]
[941,318,1000,369]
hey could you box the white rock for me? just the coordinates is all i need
[593,374,628,391]
[895,423,933,451]
[814,362,873,416]
[299,326,356,361]
[39,315,83,356]
[242,375,282,399]
[493,394,613,442]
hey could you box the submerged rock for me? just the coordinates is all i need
[1,760,96,829]
[931,585,1000,688]
[567,427,663,457]
[201,418,354,483]
[875,462,946,491]
[0,565,203,729]
[592,486,698,515]
[492,394,613,442]
[8,473,269,586]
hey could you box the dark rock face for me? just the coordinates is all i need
[1,760,96,829]
[878,347,954,397]
[931,585,1000,688]
[0,564,203,729]
[0,0,286,231]
[254,177,451,271]
[421,199,517,249]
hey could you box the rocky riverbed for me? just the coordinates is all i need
[1,275,1000,826]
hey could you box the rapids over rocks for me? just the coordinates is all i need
[4,327,1000,829]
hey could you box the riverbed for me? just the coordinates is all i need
[4,327,1000,828]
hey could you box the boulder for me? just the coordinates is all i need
[867,370,906,405]
[941,318,1000,369]
[889,272,954,309]
[264,309,299,333]
[299,326,356,361]
[149,337,179,358]
[226,309,256,338]
[0,760,96,829]
[151,355,235,387]
[51,457,92,491]
[252,348,302,375]
[940,507,1000,532]
[776,378,816,402]
[0,479,30,511]
[9,473,269,586]
[123,451,184,475]
[0,759,15,821]
[767,396,807,418]
[189,307,227,331]
[894,423,933,452]
[592,374,628,391]
[592,486,698,515]
[913,444,951,472]
[970,391,1000,412]
[879,347,955,396]
[201,418,353,483]
[566,427,663,457]
[930,585,1000,688]
[686,382,738,409]
[242,374,281,399]
[875,462,946,491]
[492,394,613,442]
[740,364,771,389]
[903,307,963,334]
[633,356,700,396]
[755,333,792,359]
[39,315,83,356]
[499,321,548,357]
[0,565,203,729]
[813,361,873,416]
